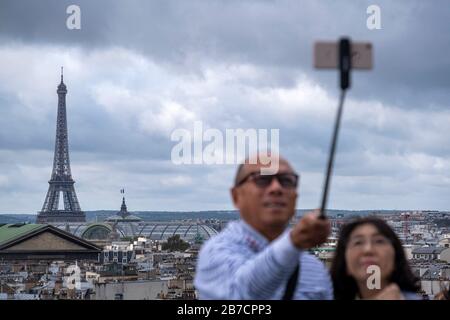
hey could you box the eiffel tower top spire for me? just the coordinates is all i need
[58,66,67,93]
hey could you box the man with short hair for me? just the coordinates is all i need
[194,155,333,299]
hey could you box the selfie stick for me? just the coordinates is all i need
[319,38,351,219]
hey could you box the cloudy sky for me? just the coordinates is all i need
[0,0,449,214]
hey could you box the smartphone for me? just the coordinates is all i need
[314,41,373,69]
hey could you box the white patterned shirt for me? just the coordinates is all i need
[194,219,333,300]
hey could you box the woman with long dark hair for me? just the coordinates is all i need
[330,217,421,300]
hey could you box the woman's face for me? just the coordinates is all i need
[345,223,395,284]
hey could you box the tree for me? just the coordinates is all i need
[162,235,190,252]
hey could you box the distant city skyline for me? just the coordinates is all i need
[0,1,449,213]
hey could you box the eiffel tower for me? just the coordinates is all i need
[37,68,86,223]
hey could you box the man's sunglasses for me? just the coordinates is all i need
[235,172,299,189]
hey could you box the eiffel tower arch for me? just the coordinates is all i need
[37,68,86,224]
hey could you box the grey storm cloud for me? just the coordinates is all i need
[1,0,449,108]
